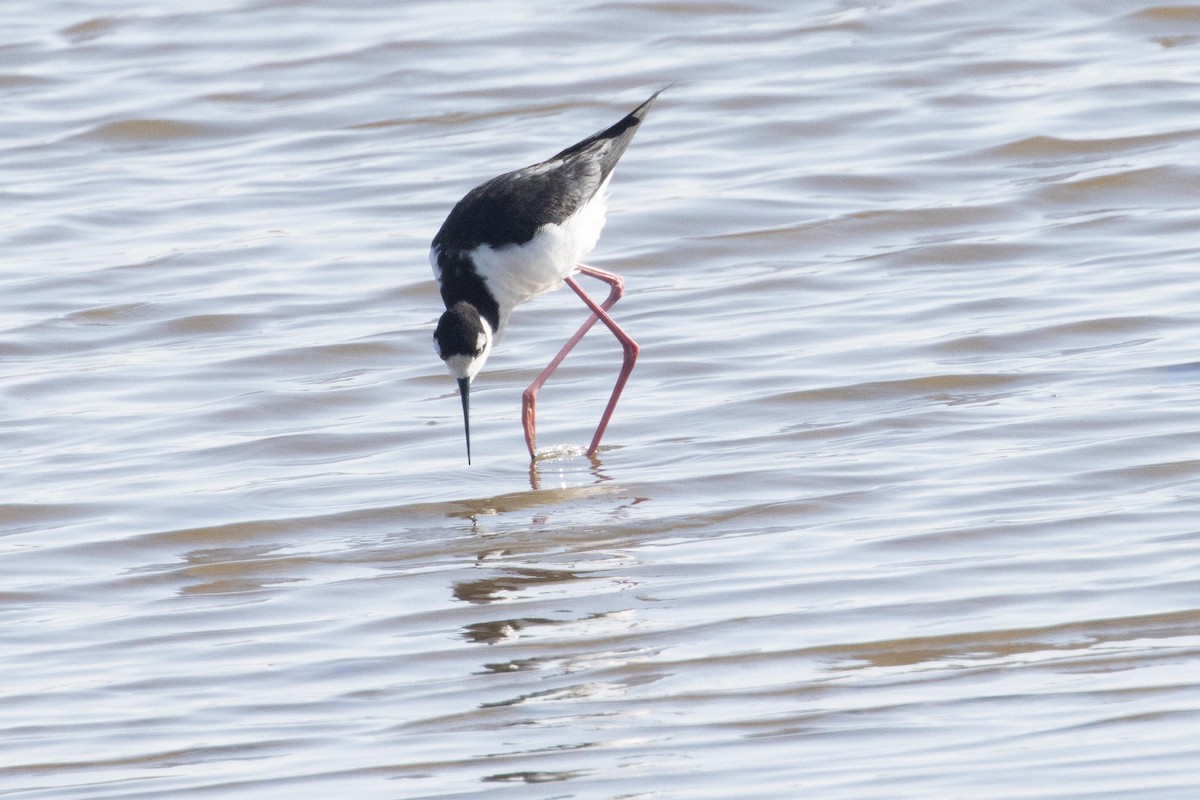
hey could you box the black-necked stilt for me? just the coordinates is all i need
[432,88,665,464]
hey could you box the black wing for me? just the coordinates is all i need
[431,87,666,254]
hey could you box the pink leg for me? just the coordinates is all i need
[522,264,639,459]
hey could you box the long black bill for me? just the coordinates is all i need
[457,377,471,465]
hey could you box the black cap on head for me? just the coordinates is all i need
[434,301,486,362]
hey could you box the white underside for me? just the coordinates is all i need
[459,176,610,333]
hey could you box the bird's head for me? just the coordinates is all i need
[433,301,494,464]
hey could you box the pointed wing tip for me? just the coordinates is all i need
[635,83,675,115]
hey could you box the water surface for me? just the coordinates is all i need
[4,1,1200,797]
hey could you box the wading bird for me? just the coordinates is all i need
[431,88,664,463]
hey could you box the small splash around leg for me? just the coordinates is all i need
[531,443,589,463]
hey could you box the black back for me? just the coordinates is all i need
[432,87,666,262]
